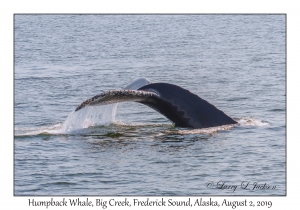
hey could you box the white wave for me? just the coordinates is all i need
[15,123,63,136]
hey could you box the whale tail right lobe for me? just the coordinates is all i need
[138,83,237,128]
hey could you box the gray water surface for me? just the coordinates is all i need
[14,15,285,196]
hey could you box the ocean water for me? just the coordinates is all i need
[14,15,286,196]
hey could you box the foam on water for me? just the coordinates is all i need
[237,116,270,127]
[176,124,235,135]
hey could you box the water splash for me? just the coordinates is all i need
[58,104,118,134]
[237,116,270,127]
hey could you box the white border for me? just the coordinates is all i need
[2,0,297,209]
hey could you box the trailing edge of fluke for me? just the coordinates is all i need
[75,78,237,129]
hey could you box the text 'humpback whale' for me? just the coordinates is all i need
[75,78,237,129]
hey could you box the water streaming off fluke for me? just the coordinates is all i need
[59,104,118,134]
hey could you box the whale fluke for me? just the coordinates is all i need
[123,78,151,89]
[75,79,237,129]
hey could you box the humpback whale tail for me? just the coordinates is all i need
[75,79,237,129]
